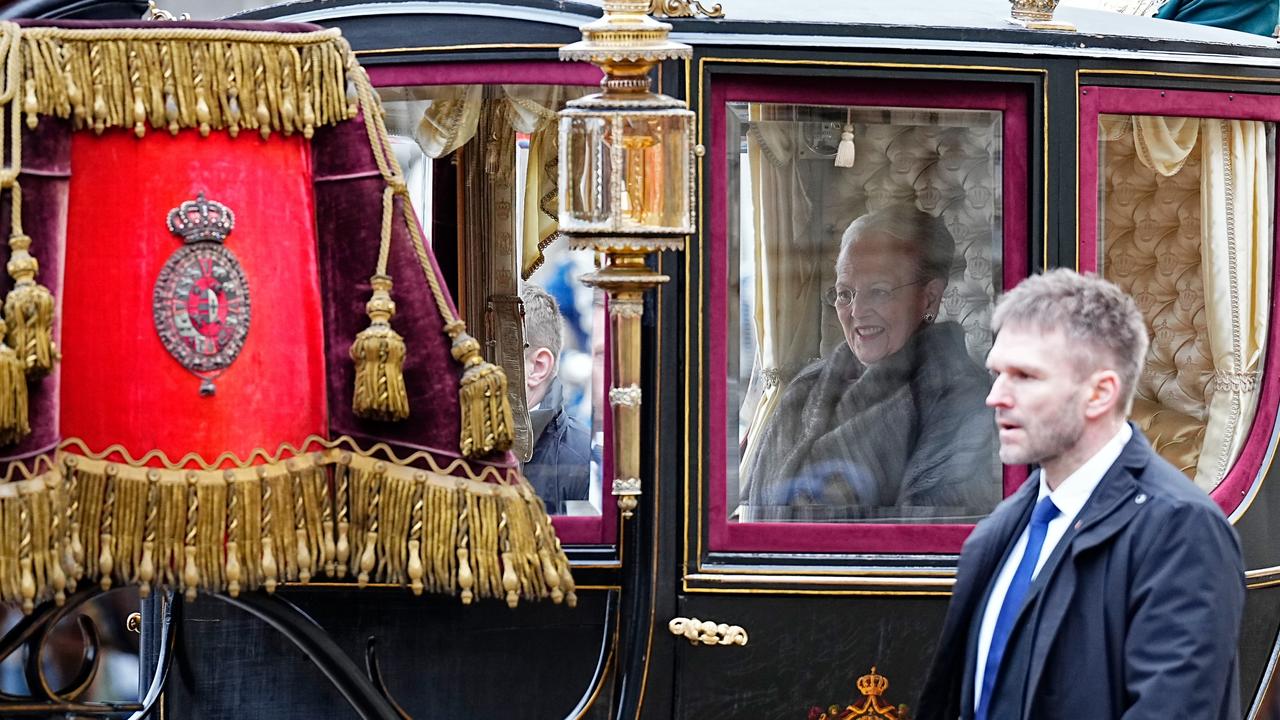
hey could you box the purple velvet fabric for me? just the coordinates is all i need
[0,119,67,464]
[314,117,509,466]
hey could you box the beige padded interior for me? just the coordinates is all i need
[1099,117,1212,477]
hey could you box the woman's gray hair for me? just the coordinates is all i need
[838,204,958,282]
[992,269,1149,415]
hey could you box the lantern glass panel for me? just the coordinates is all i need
[562,114,613,226]
[617,113,691,232]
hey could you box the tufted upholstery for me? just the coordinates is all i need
[1099,115,1213,477]
[824,110,1002,366]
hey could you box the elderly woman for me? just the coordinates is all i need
[742,205,999,521]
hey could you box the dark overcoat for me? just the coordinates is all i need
[916,426,1244,720]
[524,378,591,515]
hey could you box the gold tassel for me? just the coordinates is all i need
[335,454,350,577]
[261,536,277,594]
[225,541,241,597]
[350,275,409,422]
[457,485,472,604]
[4,234,57,377]
[357,531,375,587]
[0,318,29,446]
[182,475,198,602]
[18,499,33,614]
[408,539,423,596]
[260,468,277,593]
[138,541,154,598]
[448,327,514,458]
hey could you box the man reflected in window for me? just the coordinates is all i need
[741,204,999,521]
[521,285,592,514]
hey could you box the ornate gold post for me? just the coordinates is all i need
[558,1,694,519]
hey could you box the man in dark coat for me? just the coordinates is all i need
[520,286,591,515]
[917,270,1244,720]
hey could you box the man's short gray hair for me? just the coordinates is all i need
[992,269,1149,415]
[838,204,959,282]
[521,285,563,359]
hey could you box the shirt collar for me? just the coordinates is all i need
[1037,422,1133,519]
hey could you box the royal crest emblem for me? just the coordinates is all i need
[153,193,251,395]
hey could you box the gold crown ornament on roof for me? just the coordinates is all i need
[1009,0,1076,30]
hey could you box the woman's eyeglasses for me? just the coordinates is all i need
[823,280,922,308]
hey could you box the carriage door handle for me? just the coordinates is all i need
[668,617,749,646]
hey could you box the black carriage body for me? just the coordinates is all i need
[11,0,1280,718]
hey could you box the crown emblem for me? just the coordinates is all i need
[808,667,906,720]
[167,192,235,243]
[856,667,889,698]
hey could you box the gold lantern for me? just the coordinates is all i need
[558,0,694,518]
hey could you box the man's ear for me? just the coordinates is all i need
[1084,369,1122,420]
[525,347,556,389]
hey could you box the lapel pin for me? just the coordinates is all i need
[1135,493,1148,505]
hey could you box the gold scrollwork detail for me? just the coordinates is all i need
[649,0,725,19]
[668,617,748,646]
[609,385,643,408]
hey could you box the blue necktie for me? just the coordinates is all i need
[976,496,1060,720]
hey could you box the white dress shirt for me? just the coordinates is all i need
[972,423,1132,710]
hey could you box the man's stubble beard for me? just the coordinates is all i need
[997,395,1086,468]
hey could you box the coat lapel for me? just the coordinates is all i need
[1019,427,1152,716]
[957,476,1041,716]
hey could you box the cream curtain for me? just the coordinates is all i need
[738,105,821,480]
[1196,119,1271,487]
[413,85,483,158]
[409,84,591,279]
[1130,115,1272,489]
[503,86,591,279]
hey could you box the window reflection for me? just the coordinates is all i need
[730,103,1004,523]
[1096,113,1275,489]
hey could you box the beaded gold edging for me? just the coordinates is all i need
[0,438,574,613]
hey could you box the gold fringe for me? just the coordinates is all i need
[0,437,570,611]
[15,25,355,138]
[350,275,409,422]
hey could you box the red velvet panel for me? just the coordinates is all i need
[60,129,326,465]
[707,74,1033,554]
[1078,85,1280,517]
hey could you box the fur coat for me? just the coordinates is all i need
[742,322,1000,521]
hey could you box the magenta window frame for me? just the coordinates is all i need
[1079,85,1280,517]
[707,74,1031,554]
[368,61,615,546]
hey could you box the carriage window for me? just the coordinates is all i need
[729,102,1004,524]
[378,83,604,519]
[1095,113,1275,490]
